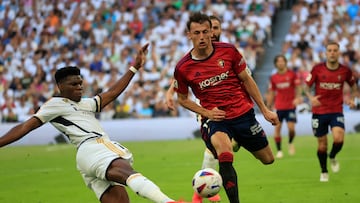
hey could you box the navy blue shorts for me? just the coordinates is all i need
[311,113,345,137]
[200,109,269,158]
[277,109,297,123]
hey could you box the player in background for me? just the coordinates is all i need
[304,41,358,182]
[166,15,224,203]
[0,44,190,203]
[173,12,279,203]
[266,55,303,158]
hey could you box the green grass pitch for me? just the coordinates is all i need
[1,134,360,203]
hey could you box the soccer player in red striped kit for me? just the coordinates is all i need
[304,41,358,182]
[173,12,279,203]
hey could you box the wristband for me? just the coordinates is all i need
[129,66,138,73]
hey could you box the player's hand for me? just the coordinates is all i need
[206,107,226,121]
[263,109,279,126]
[293,97,303,106]
[310,95,321,107]
[345,98,356,109]
[133,43,149,69]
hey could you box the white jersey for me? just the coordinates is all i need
[34,95,107,147]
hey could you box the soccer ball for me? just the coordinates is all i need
[192,168,222,198]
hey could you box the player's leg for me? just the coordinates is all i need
[287,121,296,155]
[274,122,283,158]
[107,157,182,203]
[312,115,330,181]
[201,148,218,169]
[329,126,344,173]
[286,109,297,155]
[251,145,275,165]
[78,138,182,203]
[328,113,345,173]
[192,148,217,203]
[100,185,129,203]
[317,135,329,181]
[211,131,239,203]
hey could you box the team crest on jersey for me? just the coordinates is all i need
[217,59,225,68]
[338,75,342,81]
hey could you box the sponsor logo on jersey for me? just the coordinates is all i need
[276,82,290,89]
[319,82,341,90]
[198,71,229,89]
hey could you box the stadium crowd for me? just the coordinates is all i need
[277,0,360,111]
[0,0,359,123]
[0,0,280,122]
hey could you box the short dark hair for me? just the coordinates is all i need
[273,55,287,65]
[209,15,221,24]
[186,12,212,31]
[55,66,80,84]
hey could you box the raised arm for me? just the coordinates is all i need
[99,43,149,108]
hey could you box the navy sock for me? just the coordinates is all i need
[329,142,343,159]
[317,150,328,173]
[218,152,239,203]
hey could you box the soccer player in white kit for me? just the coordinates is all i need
[0,44,189,203]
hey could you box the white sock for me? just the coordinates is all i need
[126,173,173,203]
[201,149,218,169]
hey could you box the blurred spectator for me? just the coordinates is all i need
[0,0,280,123]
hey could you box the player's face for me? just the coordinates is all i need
[326,44,340,63]
[58,75,83,102]
[275,57,287,72]
[211,19,221,42]
[188,21,212,51]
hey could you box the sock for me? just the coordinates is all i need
[317,150,328,173]
[274,136,281,151]
[218,152,239,203]
[288,131,295,144]
[201,149,218,169]
[126,173,173,203]
[329,142,343,159]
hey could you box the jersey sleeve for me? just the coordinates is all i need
[346,68,356,86]
[231,47,247,75]
[305,67,316,87]
[173,66,189,95]
[34,98,67,123]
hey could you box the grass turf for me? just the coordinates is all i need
[0,134,360,203]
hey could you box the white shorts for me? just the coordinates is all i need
[76,136,133,200]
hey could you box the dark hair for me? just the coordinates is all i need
[209,15,221,24]
[186,12,212,31]
[273,55,287,65]
[55,66,80,84]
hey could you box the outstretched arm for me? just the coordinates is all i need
[239,70,279,125]
[0,117,43,147]
[99,43,149,108]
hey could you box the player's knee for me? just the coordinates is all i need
[261,157,274,165]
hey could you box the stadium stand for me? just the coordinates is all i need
[1,0,358,123]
